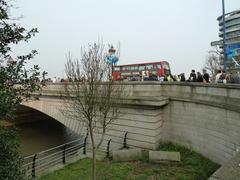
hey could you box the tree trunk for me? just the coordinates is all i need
[89,125,96,180]
[92,146,96,180]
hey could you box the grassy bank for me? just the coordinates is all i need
[39,142,220,180]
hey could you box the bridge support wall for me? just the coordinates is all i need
[162,100,240,164]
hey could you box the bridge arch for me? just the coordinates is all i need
[21,98,83,135]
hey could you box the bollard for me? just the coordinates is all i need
[31,154,37,179]
[123,132,128,149]
[62,144,67,164]
[106,139,112,158]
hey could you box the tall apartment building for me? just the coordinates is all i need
[212,9,240,71]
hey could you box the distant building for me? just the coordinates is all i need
[212,9,240,71]
[218,9,240,45]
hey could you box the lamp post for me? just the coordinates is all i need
[222,0,227,72]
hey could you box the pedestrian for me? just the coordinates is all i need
[167,74,174,82]
[215,70,222,83]
[52,77,57,83]
[202,69,210,83]
[188,69,197,82]
[196,72,203,82]
[230,71,240,83]
[180,73,186,82]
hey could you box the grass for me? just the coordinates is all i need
[38,142,220,180]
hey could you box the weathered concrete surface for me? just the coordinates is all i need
[149,150,180,162]
[161,101,240,165]
[209,152,240,180]
[112,148,142,162]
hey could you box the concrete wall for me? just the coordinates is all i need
[22,82,240,165]
[93,107,165,152]
[123,82,240,164]
[162,101,240,164]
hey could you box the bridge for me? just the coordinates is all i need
[22,82,240,168]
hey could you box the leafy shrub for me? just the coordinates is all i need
[0,126,24,180]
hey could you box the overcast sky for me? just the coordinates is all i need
[11,0,240,78]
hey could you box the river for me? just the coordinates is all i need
[17,114,80,157]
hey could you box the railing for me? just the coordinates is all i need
[23,139,84,179]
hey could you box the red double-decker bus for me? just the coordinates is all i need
[112,61,171,81]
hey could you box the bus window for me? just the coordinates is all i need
[157,64,161,69]
[121,72,131,76]
[139,66,145,71]
[130,66,135,70]
[114,67,120,71]
[146,64,153,70]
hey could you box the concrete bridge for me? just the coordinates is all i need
[22,82,240,168]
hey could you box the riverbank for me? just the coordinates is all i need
[39,142,220,180]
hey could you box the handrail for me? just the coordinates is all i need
[24,138,83,160]
[23,139,84,179]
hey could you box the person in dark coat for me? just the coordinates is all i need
[196,72,203,82]
[180,73,186,82]
[230,71,240,83]
[189,69,197,82]
[202,69,210,83]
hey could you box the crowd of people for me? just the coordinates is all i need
[214,70,240,84]
[163,69,240,84]
[45,69,240,84]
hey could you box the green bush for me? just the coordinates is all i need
[0,126,24,180]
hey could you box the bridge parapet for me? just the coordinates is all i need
[40,82,240,112]
[121,82,240,113]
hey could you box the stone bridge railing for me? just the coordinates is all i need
[124,82,240,113]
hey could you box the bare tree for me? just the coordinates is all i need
[204,46,223,80]
[62,42,124,180]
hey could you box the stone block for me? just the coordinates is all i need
[112,148,142,162]
[149,150,180,162]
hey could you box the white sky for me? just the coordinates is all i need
[11,0,240,78]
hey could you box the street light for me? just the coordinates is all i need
[222,0,227,72]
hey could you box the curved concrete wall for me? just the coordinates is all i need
[22,82,240,165]
[162,101,240,164]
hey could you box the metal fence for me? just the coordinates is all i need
[23,139,84,179]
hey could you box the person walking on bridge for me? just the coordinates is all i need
[188,69,197,82]
[202,69,210,83]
